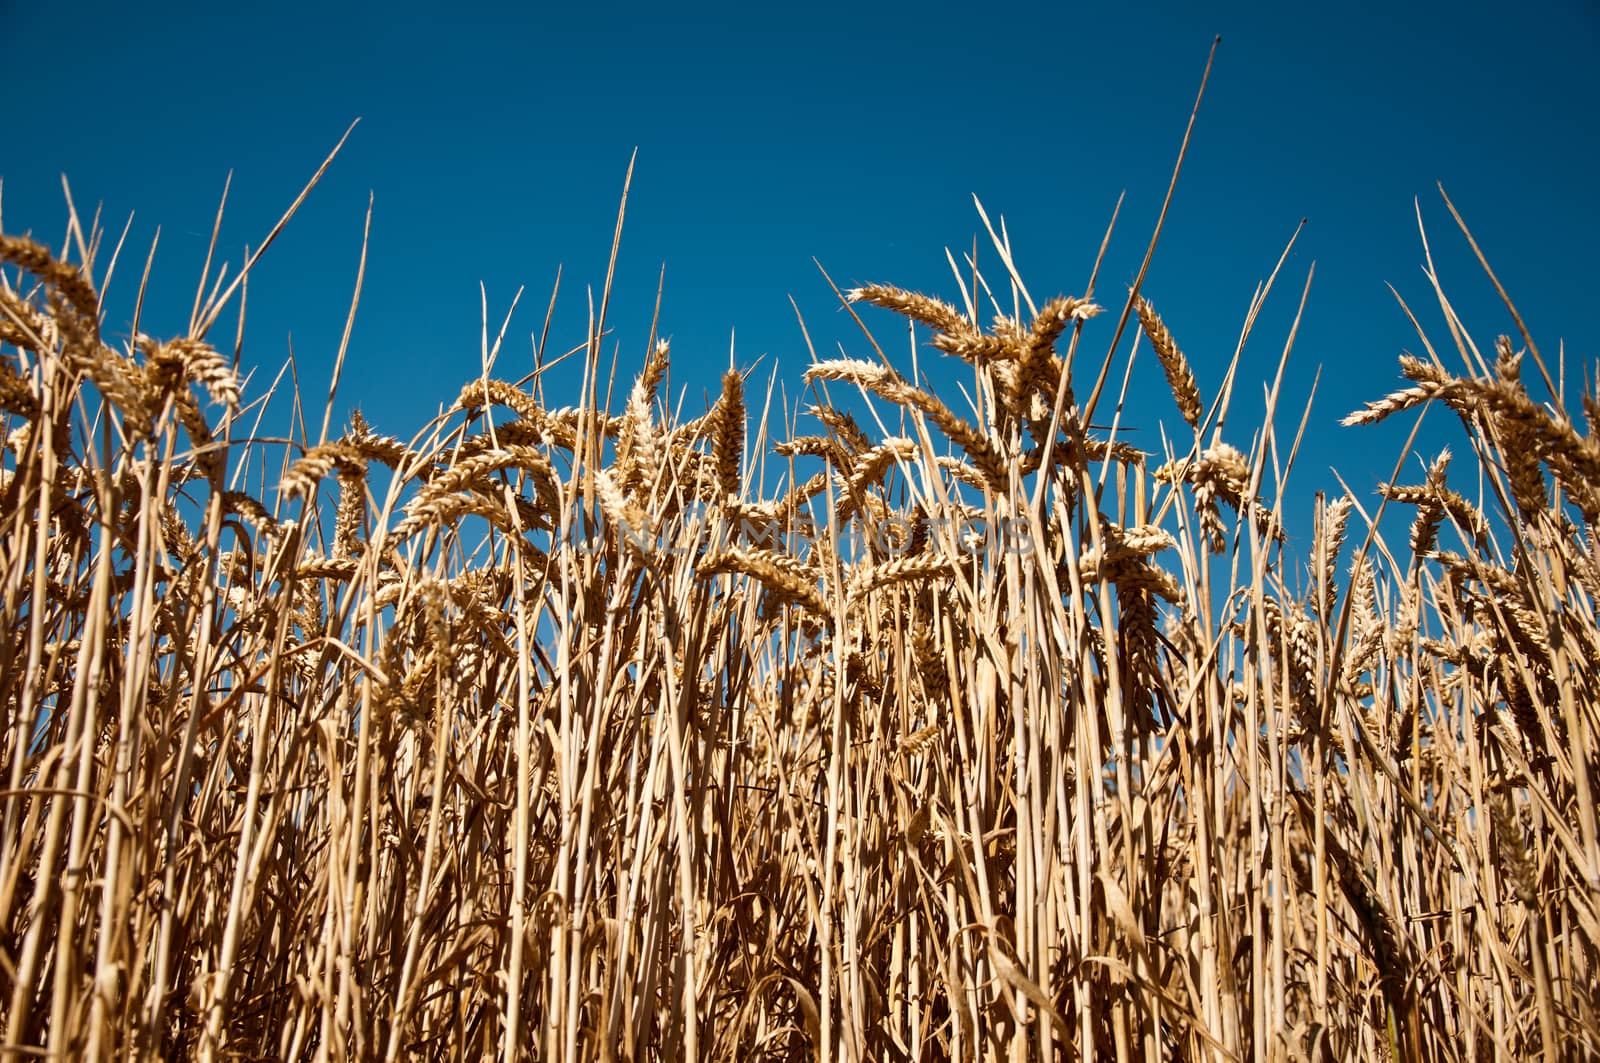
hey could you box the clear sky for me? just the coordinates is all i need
[4,0,1597,550]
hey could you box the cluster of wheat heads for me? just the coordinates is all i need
[1,189,1597,1063]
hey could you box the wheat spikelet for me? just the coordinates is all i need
[667,405,724,450]
[842,437,916,498]
[172,389,224,481]
[1101,521,1176,563]
[1181,441,1247,495]
[1282,603,1321,705]
[1491,796,1540,906]
[699,545,829,618]
[221,490,277,536]
[1,239,148,436]
[392,490,523,541]
[807,358,1008,492]
[139,335,240,408]
[1081,435,1146,467]
[1020,403,1132,475]
[1352,354,1599,521]
[1028,295,1100,351]
[218,548,263,584]
[902,503,932,557]
[344,411,409,468]
[991,313,1026,349]
[297,555,361,581]
[848,554,953,600]
[931,329,1019,363]
[1437,554,1535,624]
[53,299,153,438]
[1118,583,1162,727]
[1436,492,1487,549]
[290,575,326,638]
[879,379,1009,490]
[1193,490,1228,551]
[546,404,623,442]
[281,441,368,498]
[447,568,512,607]
[1078,544,1185,606]
[332,469,365,559]
[935,455,989,492]
[372,576,406,611]
[417,445,559,517]
[1135,296,1202,430]
[1010,349,1068,417]
[430,570,517,659]
[803,358,898,390]
[1340,623,1384,695]
[0,234,102,321]
[457,420,547,458]
[2,245,154,436]
[641,337,671,399]
[1494,334,1522,385]
[1156,441,1272,550]
[807,404,873,455]
[1347,553,1376,627]
[711,370,746,501]
[1492,655,1555,770]
[453,377,545,422]
[897,723,942,758]
[1472,376,1600,521]
[1486,339,1552,518]
[724,497,781,539]
[592,467,650,553]
[1315,496,1353,620]
[415,578,452,656]
[846,283,969,335]
[1240,597,1319,718]
[0,287,55,354]
[618,377,663,495]
[1341,355,1454,426]
[1379,450,1488,558]
[1116,559,1186,606]
[838,491,894,532]
[770,470,829,524]
[775,434,852,466]
[532,405,595,452]
[157,502,199,568]
[0,359,38,417]
[1377,480,1440,553]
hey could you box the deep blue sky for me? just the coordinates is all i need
[5,0,1597,550]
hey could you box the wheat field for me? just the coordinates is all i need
[1,138,1597,1062]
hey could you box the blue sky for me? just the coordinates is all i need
[5,0,1597,552]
